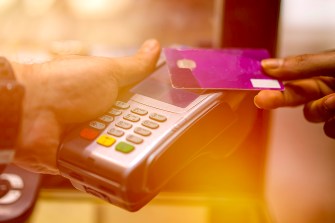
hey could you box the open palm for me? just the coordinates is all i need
[13,39,160,174]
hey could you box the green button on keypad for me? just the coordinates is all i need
[115,142,134,153]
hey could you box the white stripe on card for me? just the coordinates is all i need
[250,79,281,89]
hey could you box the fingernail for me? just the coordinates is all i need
[325,95,335,111]
[253,96,261,109]
[141,39,158,53]
[324,117,335,139]
[261,58,284,70]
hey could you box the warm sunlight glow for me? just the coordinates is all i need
[0,0,16,14]
[66,0,131,19]
[22,0,55,16]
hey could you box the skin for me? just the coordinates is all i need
[254,51,335,139]
[12,39,161,175]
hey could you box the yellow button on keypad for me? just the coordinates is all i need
[96,135,116,147]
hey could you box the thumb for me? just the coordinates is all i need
[112,39,161,87]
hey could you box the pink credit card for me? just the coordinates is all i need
[163,47,284,91]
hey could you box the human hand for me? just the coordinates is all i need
[12,39,161,174]
[254,51,335,139]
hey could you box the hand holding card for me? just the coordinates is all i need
[163,47,284,91]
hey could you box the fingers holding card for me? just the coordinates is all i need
[163,47,284,91]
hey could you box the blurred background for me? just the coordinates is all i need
[267,0,335,223]
[0,0,220,60]
[0,0,335,223]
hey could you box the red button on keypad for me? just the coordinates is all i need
[80,127,100,140]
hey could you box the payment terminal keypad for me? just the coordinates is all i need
[79,100,167,154]
[108,127,124,137]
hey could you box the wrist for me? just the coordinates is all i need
[9,62,62,174]
[0,58,25,170]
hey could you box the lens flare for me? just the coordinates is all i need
[66,0,131,19]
